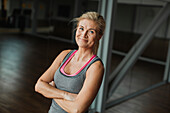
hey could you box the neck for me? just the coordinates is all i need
[75,48,95,62]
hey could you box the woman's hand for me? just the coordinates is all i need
[49,81,55,87]
[64,93,77,101]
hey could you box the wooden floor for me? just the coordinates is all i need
[0,33,170,113]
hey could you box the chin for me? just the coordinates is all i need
[76,39,87,46]
[77,43,87,48]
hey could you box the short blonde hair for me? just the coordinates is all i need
[73,12,106,54]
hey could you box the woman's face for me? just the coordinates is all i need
[75,19,100,49]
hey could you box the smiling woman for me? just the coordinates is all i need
[75,19,99,51]
[35,12,106,113]
[74,12,106,55]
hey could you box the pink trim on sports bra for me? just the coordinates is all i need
[60,50,96,76]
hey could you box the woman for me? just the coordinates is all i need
[35,11,106,113]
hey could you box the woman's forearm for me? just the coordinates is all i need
[35,79,77,101]
[35,79,65,99]
[54,99,85,113]
[35,80,82,112]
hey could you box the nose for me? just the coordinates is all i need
[82,30,88,38]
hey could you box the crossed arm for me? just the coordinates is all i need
[35,50,104,113]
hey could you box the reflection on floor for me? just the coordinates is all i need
[0,33,169,113]
[0,33,77,113]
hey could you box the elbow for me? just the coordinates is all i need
[35,82,39,92]
[70,108,80,113]
[63,101,82,113]
[70,99,89,113]
[75,109,82,113]
[71,105,86,113]
[73,108,85,113]
[35,80,41,93]
[74,109,80,113]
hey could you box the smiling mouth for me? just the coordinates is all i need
[79,38,88,41]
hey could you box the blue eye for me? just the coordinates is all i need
[79,28,84,30]
[90,31,94,34]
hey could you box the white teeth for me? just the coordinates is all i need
[80,38,86,40]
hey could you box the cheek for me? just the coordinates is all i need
[75,30,81,38]
[75,32,80,44]
[88,37,97,45]
[90,35,98,41]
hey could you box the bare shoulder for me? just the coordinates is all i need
[60,49,72,55]
[86,60,104,77]
[91,60,104,70]
[55,49,72,62]
[59,49,72,56]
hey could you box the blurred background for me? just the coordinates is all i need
[0,0,170,113]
